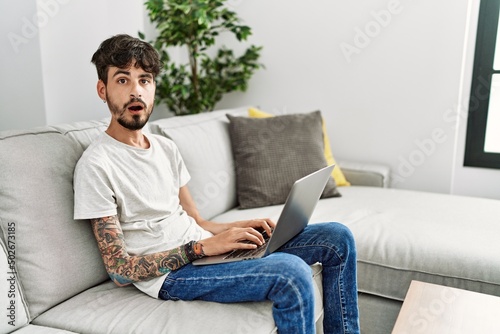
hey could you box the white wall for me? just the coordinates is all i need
[216,0,500,199]
[1,0,46,130]
[1,0,499,199]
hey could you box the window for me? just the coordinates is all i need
[464,0,500,168]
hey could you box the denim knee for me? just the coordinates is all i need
[268,252,312,275]
[325,222,357,259]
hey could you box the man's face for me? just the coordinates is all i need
[101,63,155,131]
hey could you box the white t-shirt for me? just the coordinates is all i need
[73,132,212,298]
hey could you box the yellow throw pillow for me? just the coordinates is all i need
[248,107,350,186]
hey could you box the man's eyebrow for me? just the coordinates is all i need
[111,70,153,79]
[112,69,130,78]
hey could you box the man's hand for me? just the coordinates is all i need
[180,183,277,256]
[227,218,275,237]
[199,219,276,256]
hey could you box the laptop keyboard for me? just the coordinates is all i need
[224,230,271,259]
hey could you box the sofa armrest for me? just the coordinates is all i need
[338,161,391,188]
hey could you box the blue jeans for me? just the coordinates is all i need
[159,223,360,334]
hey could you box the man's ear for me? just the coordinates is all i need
[97,80,106,101]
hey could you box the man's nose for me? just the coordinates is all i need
[130,82,143,98]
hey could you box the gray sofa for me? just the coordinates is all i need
[1,107,499,334]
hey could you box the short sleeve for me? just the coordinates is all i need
[73,157,118,220]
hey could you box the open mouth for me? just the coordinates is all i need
[127,103,145,112]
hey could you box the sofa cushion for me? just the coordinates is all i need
[51,119,109,151]
[0,236,29,333]
[12,325,78,333]
[149,107,248,219]
[32,264,323,334]
[0,128,109,318]
[248,107,351,187]
[318,187,500,301]
[227,111,340,209]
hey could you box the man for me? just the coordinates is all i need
[74,34,360,333]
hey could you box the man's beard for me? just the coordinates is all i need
[107,95,153,131]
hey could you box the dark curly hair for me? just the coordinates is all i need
[91,34,162,84]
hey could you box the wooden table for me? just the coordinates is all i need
[392,280,500,333]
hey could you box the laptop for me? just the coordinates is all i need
[193,164,335,266]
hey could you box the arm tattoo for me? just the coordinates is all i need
[90,216,191,286]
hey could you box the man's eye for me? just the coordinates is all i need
[141,79,150,84]
[117,78,127,84]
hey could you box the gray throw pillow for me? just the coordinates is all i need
[227,110,340,209]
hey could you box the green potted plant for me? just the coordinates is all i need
[140,0,263,115]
